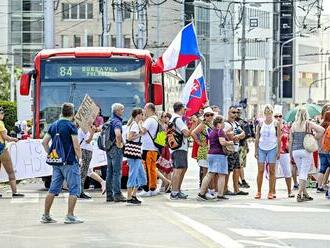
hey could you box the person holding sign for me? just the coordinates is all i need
[0,107,25,198]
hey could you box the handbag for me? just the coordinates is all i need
[303,122,319,153]
[223,144,235,155]
[123,123,142,159]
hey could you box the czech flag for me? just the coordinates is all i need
[180,63,208,117]
[152,23,201,73]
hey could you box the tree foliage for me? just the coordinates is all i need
[0,60,23,101]
[0,101,17,132]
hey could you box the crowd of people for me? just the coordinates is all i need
[2,100,330,224]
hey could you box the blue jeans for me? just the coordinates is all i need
[106,146,123,198]
[49,163,81,197]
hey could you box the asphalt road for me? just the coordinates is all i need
[1,143,330,248]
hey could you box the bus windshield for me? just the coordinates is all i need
[40,57,146,124]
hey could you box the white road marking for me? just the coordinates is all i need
[230,228,330,241]
[166,202,330,213]
[171,211,244,248]
[237,240,289,248]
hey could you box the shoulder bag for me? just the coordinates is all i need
[303,122,319,153]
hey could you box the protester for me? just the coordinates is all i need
[41,103,83,224]
[125,108,147,205]
[170,102,190,200]
[78,124,98,199]
[254,105,280,200]
[0,107,24,198]
[197,115,233,201]
[289,107,324,202]
[224,106,248,196]
[157,112,172,192]
[317,104,330,192]
[106,103,126,202]
[274,114,295,198]
[236,107,251,188]
[211,105,221,115]
[138,103,160,197]
[316,111,330,193]
[191,107,215,195]
[94,108,104,128]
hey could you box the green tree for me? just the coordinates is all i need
[0,59,23,101]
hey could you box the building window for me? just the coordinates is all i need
[74,35,81,47]
[23,0,43,12]
[61,35,70,48]
[124,37,130,48]
[62,3,93,20]
[123,6,131,19]
[87,35,93,46]
[111,36,116,47]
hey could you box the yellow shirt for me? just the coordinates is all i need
[0,120,6,144]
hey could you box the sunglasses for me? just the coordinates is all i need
[205,113,214,117]
[274,115,282,118]
[231,111,239,114]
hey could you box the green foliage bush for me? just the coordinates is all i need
[0,101,17,132]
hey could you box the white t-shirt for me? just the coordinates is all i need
[170,113,189,152]
[127,121,141,142]
[224,121,241,152]
[78,128,93,151]
[141,116,159,151]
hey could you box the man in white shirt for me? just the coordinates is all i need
[139,103,160,197]
[169,102,190,200]
[223,106,248,196]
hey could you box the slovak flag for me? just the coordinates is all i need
[152,22,201,73]
[180,63,208,117]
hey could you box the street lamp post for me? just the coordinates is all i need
[279,35,309,104]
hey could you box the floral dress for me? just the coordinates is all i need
[197,122,212,162]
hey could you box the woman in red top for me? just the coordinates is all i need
[274,114,295,198]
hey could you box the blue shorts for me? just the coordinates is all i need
[258,147,277,164]
[49,163,81,197]
[319,153,330,174]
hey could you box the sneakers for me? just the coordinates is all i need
[138,190,152,197]
[170,193,179,200]
[127,196,142,205]
[79,192,92,199]
[114,194,127,202]
[217,195,229,200]
[224,190,236,196]
[178,191,188,199]
[64,215,84,224]
[303,194,313,201]
[236,191,249,196]
[40,214,57,224]
[150,189,160,196]
[197,193,208,201]
[240,180,250,189]
[317,188,326,193]
[106,196,114,202]
[293,184,299,190]
[12,193,25,198]
[206,192,216,199]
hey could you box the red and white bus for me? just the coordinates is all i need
[19,47,163,188]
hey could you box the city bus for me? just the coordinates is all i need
[19,47,163,188]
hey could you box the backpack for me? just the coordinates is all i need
[321,126,330,152]
[46,121,71,166]
[240,119,253,138]
[147,117,167,149]
[166,117,184,150]
[97,119,115,151]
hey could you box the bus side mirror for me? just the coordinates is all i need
[153,83,163,106]
[20,73,31,96]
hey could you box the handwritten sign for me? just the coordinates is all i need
[0,139,108,182]
[75,95,99,132]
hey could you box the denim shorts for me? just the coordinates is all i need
[49,163,81,197]
[319,153,330,174]
[258,147,277,164]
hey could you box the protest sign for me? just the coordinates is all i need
[75,95,99,132]
[0,138,108,182]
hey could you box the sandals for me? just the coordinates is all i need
[254,192,261,199]
[288,193,295,198]
[267,193,274,200]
